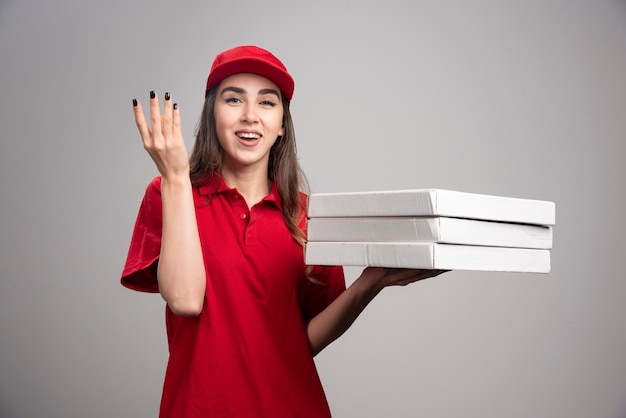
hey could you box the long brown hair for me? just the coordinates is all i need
[189,86,309,248]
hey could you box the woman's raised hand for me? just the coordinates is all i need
[132,91,189,180]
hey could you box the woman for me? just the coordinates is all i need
[122,45,445,417]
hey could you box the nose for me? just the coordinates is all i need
[241,102,259,123]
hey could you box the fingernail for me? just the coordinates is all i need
[150,90,155,99]
[165,92,170,101]
[132,98,138,107]
[173,103,178,110]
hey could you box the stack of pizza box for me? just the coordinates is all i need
[304,189,555,273]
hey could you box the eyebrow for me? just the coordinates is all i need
[220,86,281,99]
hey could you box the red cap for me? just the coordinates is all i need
[205,45,295,101]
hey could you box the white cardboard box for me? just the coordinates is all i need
[307,216,553,249]
[305,241,551,273]
[308,189,556,226]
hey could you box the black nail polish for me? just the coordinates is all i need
[165,92,170,101]
[150,91,155,99]
[132,98,138,107]
[173,103,178,110]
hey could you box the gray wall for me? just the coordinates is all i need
[1,1,625,417]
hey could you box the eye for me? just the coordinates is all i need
[260,99,277,107]
[224,97,242,104]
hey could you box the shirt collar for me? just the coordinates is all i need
[197,174,282,210]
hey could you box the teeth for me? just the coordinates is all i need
[237,132,260,139]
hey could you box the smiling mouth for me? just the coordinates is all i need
[236,132,261,140]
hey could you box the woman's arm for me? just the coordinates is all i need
[306,267,447,356]
[133,92,206,316]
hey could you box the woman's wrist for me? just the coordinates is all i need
[351,268,386,301]
[161,172,192,188]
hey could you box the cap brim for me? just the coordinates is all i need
[206,59,294,101]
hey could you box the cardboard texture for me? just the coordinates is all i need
[304,242,551,273]
[308,189,556,226]
[307,216,553,249]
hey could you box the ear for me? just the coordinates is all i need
[278,126,285,137]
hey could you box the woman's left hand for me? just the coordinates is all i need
[358,266,449,291]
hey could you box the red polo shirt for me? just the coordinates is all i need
[121,176,345,418]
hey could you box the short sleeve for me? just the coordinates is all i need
[120,177,163,293]
[298,265,346,322]
[297,192,346,320]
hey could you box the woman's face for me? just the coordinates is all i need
[213,72,285,174]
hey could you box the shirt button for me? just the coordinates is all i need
[240,213,247,219]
